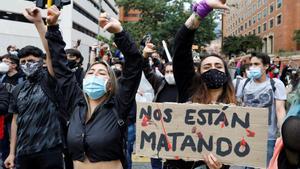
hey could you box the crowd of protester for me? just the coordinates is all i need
[0,0,299,169]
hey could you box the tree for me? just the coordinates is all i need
[222,35,263,56]
[116,0,217,48]
[241,35,263,52]
[293,29,300,50]
[293,30,300,43]
[222,36,242,56]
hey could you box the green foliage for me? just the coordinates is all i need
[293,30,300,44]
[116,0,217,48]
[222,35,263,56]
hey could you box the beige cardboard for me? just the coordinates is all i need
[136,102,269,168]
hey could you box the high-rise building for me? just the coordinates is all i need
[223,0,300,54]
[0,0,119,67]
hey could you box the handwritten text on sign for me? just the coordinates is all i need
[135,102,268,168]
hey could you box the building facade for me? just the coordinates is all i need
[223,0,300,54]
[0,0,119,67]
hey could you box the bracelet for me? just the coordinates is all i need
[192,0,213,19]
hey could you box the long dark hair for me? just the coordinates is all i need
[190,54,236,104]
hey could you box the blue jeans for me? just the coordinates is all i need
[127,124,136,169]
[151,158,163,169]
[245,139,276,169]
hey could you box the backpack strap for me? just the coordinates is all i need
[112,107,125,128]
[235,77,241,94]
[111,107,127,169]
[0,74,6,83]
[241,78,251,95]
[270,78,277,93]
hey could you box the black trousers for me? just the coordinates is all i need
[16,147,64,169]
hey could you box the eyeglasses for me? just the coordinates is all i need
[20,59,38,65]
[2,60,13,65]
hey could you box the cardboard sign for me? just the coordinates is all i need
[136,102,269,168]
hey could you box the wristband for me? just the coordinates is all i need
[192,0,213,19]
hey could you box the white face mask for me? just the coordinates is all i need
[165,73,176,85]
[9,51,18,56]
[0,62,9,73]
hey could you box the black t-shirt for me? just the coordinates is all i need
[11,73,62,156]
[156,83,178,103]
[1,72,25,86]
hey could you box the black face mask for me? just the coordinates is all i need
[201,69,228,89]
[67,60,78,69]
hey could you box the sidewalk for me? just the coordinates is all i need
[132,154,152,169]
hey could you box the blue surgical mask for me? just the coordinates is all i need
[83,75,107,100]
[249,67,262,79]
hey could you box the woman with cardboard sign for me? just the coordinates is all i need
[166,0,235,169]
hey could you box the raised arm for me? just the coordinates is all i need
[99,14,143,119]
[142,43,164,93]
[45,6,83,117]
[173,15,198,103]
[23,7,54,77]
[174,0,228,104]
[45,6,73,81]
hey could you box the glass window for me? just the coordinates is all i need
[277,15,282,25]
[263,8,268,17]
[253,16,256,24]
[270,19,274,28]
[277,0,282,8]
[253,29,256,35]
[270,4,274,13]
[263,23,267,31]
[258,26,261,33]
[249,20,252,26]
[258,13,261,21]
[258,0,262,8]
[253,4,257,12]
[245,23,247,29]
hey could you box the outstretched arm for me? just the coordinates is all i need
[173,15,198,103]
[142,43,164,93]
[174,0,229,103]
[45,6,83,117]
[23,7,54,77]
[99,14,143,119]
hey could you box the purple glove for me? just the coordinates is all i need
[192,0,213,19]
